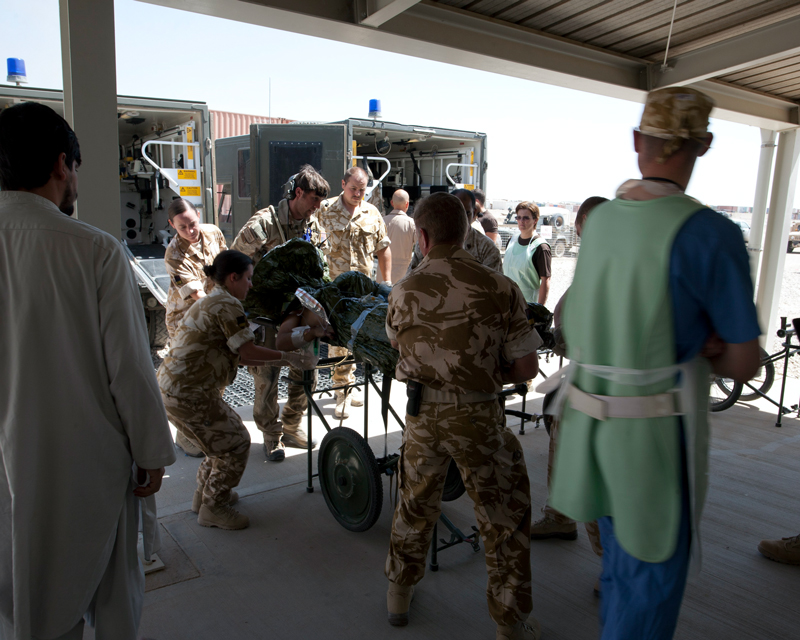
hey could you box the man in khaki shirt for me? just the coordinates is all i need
[384,192,542,639]
[380,189,415,285]
[230,165,328,461]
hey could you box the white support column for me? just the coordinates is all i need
[748,129,777,291]
[60,0,120,237]
[756,128,800,348]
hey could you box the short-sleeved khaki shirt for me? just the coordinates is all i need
[164,224,227,337]
[387,244,542,395]
[230,199,322,265]
[157,285,255,397]
[317,195,390,278]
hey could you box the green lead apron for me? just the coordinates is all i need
[549,195,711,569]
[503,235,548,304]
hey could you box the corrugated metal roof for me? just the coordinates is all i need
[435,0,800,107]
[210,110,293,140]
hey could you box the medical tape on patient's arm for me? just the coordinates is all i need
[291,325,311,350]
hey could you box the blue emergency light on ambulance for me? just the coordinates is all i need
[6,58,27,85]
[368,99,381,119]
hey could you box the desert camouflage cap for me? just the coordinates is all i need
[638,87,714,141]
[638,87,714,162]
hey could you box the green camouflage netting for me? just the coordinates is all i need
[244,238,330,321]
[304,272,397,374]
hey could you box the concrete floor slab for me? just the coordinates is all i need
[128,358,800,639]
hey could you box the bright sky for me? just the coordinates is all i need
[1,0,789,209]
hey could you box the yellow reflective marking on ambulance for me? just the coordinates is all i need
[187,126,194,161]
[178,169,197,181]
[180,186,201,197]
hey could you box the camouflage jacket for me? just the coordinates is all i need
[387,244,542,394]
[230,199,322,265]
[157,285,255,397]
[406,226,501,277]
[164,224,227,337]
[317,195,390,278]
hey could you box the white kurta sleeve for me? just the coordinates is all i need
[96,241,177,470]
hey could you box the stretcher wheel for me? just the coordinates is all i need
[442,459,466,502]
[318,427,383,532]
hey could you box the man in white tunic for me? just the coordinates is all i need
[0,102,176,639]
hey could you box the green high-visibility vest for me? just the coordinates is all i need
[551,194,711,563]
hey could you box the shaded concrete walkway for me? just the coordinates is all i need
[133,363,800,640]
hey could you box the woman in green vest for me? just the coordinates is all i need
[502,202,552,306]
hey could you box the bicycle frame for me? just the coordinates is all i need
[740,317,799,427]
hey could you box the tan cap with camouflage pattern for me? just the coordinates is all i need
[638,87,714,162]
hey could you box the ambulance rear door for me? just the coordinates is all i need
[250,123,348,217]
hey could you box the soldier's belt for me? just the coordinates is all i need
[422,387,497,404]
[567,385,682,421]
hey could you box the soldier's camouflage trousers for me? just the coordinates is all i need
[250,363,316,440]
[162,391,250,507]
[544,415,603,557]
[385,399,532,627]
[329,345,355,390]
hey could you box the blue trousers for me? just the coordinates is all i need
[597,430,692,640]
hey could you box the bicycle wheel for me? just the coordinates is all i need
[710,377,742,412]
[739,348,775,401]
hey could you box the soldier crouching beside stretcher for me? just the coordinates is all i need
[383,192,545,640]
[157,250,317,530]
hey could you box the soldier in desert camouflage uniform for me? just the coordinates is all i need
[316,166,392,419]
[164,198,227,337]
[406,188,502,276]
[164,198,227,457]
[384,192,543,640]
[158,250,316,530]
[231,165,328,461]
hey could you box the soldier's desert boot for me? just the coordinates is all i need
[758,534,800,565]
[334,392,350,419]
[197,503,249,530]
[264,439,285,462]
[192,489,239,514]
[387,583,414,627]
[175,431,204,458]
[530,514,578,540]
[281,426,318,449]
[349,388,364,407]
[496,618,541,640]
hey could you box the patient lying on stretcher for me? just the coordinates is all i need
[275,305,335,361]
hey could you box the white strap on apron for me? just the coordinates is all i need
[567,385,682,421]
[537,358,708,576]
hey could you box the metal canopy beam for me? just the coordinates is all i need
[653,14,800,89]
[138,0,800,130]
[359,0,422,28]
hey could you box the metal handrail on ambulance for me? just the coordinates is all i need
[141,139,202,207]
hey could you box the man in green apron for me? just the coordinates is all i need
[549,87,761,639]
